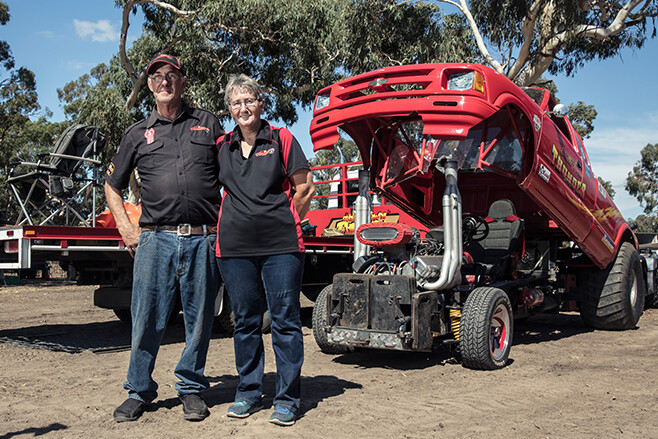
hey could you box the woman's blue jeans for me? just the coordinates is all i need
[124,230,219,403]
[217,253,305,413]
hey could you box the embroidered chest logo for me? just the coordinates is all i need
[190,125,210,133]
[255,147,275,157]
[144,128,155,144]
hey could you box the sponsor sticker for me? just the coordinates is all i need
[533,114,541,132]
[190,125,210,133]
[144,128,155,145]
[602,232,615,252]
[539,163,551,183]
[598,183,608,199]
[255,147,275,157]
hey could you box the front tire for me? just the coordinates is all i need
[312,285,351,354]
[579,242,645,330]
[460,287,513,370]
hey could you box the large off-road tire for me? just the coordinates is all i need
[312,285,351,354]
[579,242,645,330]
[213,285,272,334]
[460,287,513,370]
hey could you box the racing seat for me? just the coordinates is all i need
[7,124,106,226]
[464,199,524,281]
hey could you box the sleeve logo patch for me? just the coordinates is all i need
[106,162,115,176]
[144,128,155,144]
[190,125,210,133]
[255,147,275,157]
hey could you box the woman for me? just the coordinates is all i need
[216,74,314,426]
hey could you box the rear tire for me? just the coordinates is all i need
[312,285,351,354]
[579,242,645,330]
[460,287,513,370]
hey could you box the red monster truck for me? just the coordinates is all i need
[309,63,652,370]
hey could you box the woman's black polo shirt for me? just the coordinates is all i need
[106,105,223,226]
[215,120,310,257]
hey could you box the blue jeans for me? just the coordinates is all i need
[124,230,219,403]
[217,253,305,413]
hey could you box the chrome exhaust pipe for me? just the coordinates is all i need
[353,170,371,262]
[418,160,462,290]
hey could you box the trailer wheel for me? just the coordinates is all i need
[113,302,181,326]
[460,287,513,370]
[213,285,271,334]
[579,242,645,330]
[312,285,351,354]
[113,308,132,325]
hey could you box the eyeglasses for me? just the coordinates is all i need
[229,98,259,110]
[149,72,182,84]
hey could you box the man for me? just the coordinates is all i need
[105,54,223,422]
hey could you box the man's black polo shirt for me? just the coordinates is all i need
[106,104,224,226]
[215,120,310,257]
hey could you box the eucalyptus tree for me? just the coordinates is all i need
[436,0,658,85]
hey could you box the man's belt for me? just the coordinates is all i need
[142,224,217,236]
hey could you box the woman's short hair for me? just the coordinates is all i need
[225,74,264,107]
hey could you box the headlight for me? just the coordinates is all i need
[447,71,484,94]
[314,93,331,111]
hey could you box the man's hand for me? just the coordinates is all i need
[119,223,141,257]
[105,182,141,258]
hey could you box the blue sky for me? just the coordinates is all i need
[3,1,657,220]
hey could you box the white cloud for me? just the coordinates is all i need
[73,19,118,42]
[584,112,658,219]
[36,30,55,39]
[66,60,92,70]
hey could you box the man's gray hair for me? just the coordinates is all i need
[225,74,264,107]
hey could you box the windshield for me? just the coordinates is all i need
[376,105,530,186]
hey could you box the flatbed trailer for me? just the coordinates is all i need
[0,161,427,322]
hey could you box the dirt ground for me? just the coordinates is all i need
[0,281,657,439]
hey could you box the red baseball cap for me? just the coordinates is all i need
[146,54,184,75]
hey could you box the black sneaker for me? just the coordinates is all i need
[113,398,147,422]
[180,394,210,421]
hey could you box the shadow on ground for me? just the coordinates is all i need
[0,422,68,439]
[0,316,236,354]
[513,312,594,345]
[152,372,363,420]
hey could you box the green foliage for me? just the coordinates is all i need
[464,0,658,85]
[0,1,68,223]
[628,214,658,233]
[0,118,67,222]
[0,67,39,142]
[530,78,597,140]
[626,143,658,215]
[568,101,597,139]
[597,177,615,199]
[0,1,11,70]
[62,0,478,158]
